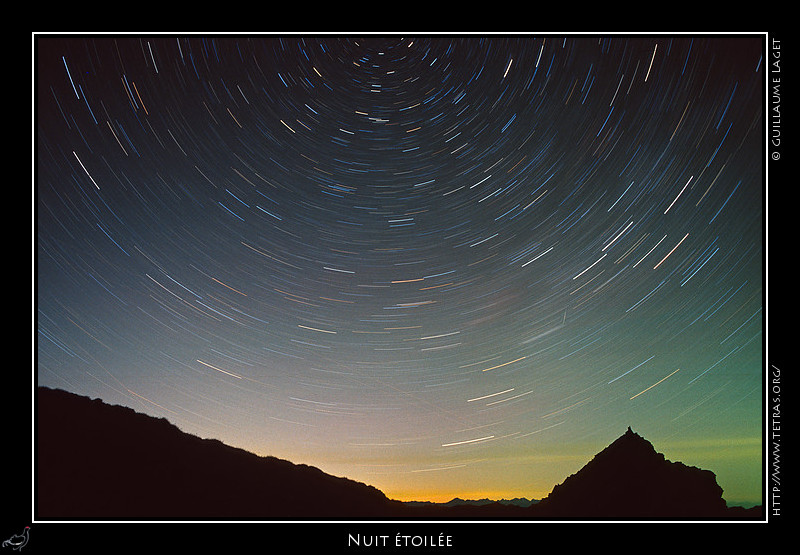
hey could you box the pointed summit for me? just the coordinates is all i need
[537,428,727,518]
[599,426,660,462]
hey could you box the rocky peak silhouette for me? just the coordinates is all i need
[536,427,728,518]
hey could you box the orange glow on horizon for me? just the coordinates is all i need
[383,487,553,504]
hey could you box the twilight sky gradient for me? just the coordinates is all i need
[35,34,764,506]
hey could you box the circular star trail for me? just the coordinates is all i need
[36,34,764,504]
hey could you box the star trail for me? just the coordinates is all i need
[35,34,764,506]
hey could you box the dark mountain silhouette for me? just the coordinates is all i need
[534,426,747,519]
[36,387,404,519]
[35,388,761,520]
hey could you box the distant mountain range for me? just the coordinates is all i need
[405,497,538,508]
[35,387,762,520]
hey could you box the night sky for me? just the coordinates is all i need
[35,34,764,507]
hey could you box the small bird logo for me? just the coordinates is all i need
[2,527,29,551]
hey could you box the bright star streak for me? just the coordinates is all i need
[630,368,680,400]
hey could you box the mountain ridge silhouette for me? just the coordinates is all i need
[35,387,761,520]
[36,386,402,519]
